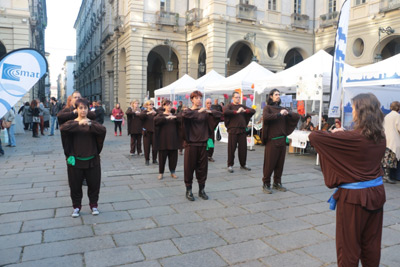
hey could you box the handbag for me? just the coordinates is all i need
[32,116,40,123]
[1,120,11,129]
[110,115,115,121]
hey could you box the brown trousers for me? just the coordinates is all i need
[184,145,208,187]
[143,132,157,161]
[227,132,247,167]
[158,149,178,174]
[130,134,142,154]
[336,200,383,267]
[262,139,286,186]
[67,164,101,209]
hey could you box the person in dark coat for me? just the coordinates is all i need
[30,100,40,138]
[154,100,181,180]
[205,98,221,162]
[126,100,143,156]
[60,98,106,217]
[140,100,158,165]
[94,100,105,125]
[261,89,300,193]
[309,93,386,267]
[182,90,222,201]
[223,91,255,173]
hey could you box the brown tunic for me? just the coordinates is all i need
[182,109,221,186]
[223,104,255,134]
[140,110,157,161]
[154,113,181,151]
[309,130,386,266]
[126,107,143,134]
[262,104,300,185]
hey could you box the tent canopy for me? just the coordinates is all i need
[255,50,355,94]
[174,69,224,94]
[154,74,195,97]
[204,61,273,95]
[344,53,400,87]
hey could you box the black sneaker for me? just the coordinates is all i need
[240,165,251,171]
[273,183,287,192]
[199,189,209,200]
[262,184,273,194]
[186,190,195,201]
[145,160,150,166]
[153,160,158,164]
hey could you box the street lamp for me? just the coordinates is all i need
[375,26,395,62]
[244,32,258,62]
[164,39,174,72]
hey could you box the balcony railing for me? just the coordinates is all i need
[319,11,339,28]
[236,3,257,21]
[156,11,179,26]
[380,0,400,12]
[291,13,309,29]
[101,23,114,42]
[186,8,203,25]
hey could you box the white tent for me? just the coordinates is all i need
[174,69,225,95]
[204,61,274,94]
[154,74,195,106]
[256,50,356,94]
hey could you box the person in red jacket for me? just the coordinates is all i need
[112,103,124,136]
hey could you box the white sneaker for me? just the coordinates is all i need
[92,207,100,215]
[71,208,80,218]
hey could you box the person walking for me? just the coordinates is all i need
[126,100,143,156]
[140,100,158,165]
[3,108,16,147]
[154,100,181,180]
[60,98,106,217]
[182,91,222,201]
[112,103,124,136]
[49,97,61,136]
[30,100,40,138]
[223,91,255,173]
[261,89,300,193]
[382,101,400,184]
[309,93,386,266]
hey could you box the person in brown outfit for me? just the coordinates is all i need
[126,100,143,156]
[182,90,222,201]
[140,100,158,165]
[262,89,300,193]
[309,93,386,267]
[205,98,221,162]
[224,91,255,173]
[154,100,181,180]
[60,98,106,217]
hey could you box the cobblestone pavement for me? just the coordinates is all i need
[0,119,399,266]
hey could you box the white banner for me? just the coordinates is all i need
[296,74,323,101]
[0,48,48,118]
[328,0,350,118]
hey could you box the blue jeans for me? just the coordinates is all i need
[7,124,16,146]
[50,116,58,135]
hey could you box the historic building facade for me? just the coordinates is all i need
[74,0,400,112]
[0,0,47,103]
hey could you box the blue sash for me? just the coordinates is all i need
[327,176,383,210]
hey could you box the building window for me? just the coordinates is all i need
[355,0,366,5]
[328,0,336,13]
[240,0,252,4]
[160,0,170,12]
[268,0,277,11]
[294,0,302,14]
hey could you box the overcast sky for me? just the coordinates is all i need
[45,0,81,86]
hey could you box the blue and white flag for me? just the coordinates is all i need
[0,48,48,118]
[328,0,350,118]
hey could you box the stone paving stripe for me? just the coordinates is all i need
[22,216,83,232]
[84,246,144,267]
[0,221,22,236]
[81,210,131,224]
[260,249,323,267]
[113,226,180,247]
[218,224,276,244]
[128,206,176,219]
[172,218,233,236]
[153,211,203,226]
[159,249,227,267]
[0,209,54,224]
[0,247,21,266]
[264,217,313,234]
[93,218,156,235]
[7,254,84,267]
[302,240,337,265]
[139,240,180,260]
[22,236,115,262]
[172,232,227,253]
[0,201,21,214]
[215,239,277,265]
[0,231,42,250]
[44,225,94,242]
[121,261,161,267]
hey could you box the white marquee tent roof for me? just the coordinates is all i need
[154,74,195,97]
[204,61,273,94]
[174,69,225,94]
[255,50,355,94]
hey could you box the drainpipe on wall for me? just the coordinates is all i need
[312,0,316,54]
[186,0,189,75]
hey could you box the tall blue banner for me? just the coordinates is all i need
[0,48,48,118]
[328,0,350,118]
